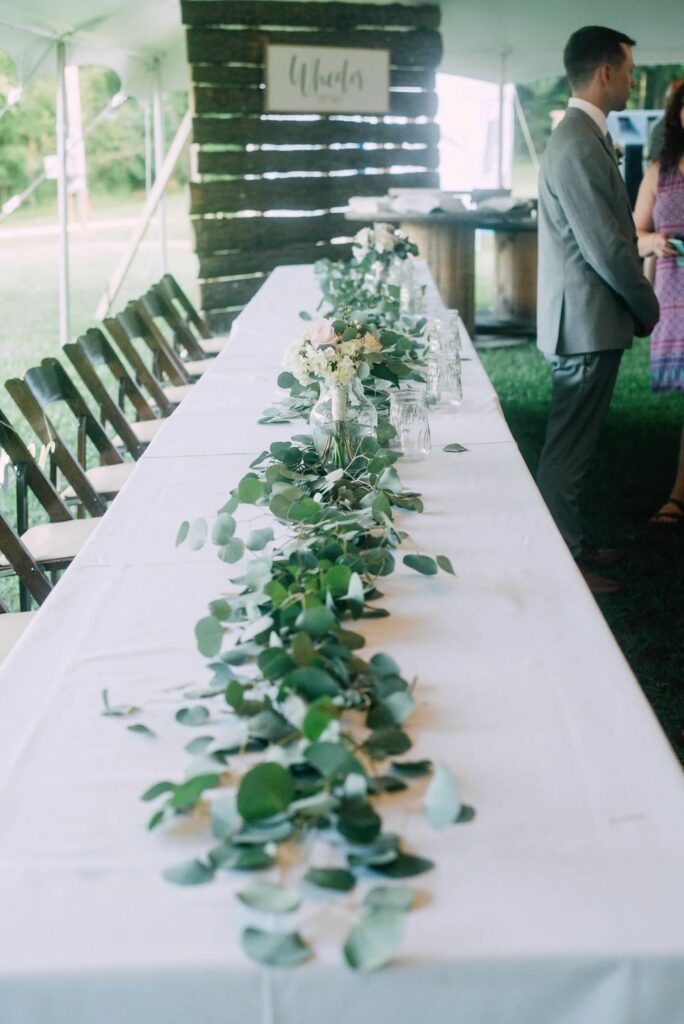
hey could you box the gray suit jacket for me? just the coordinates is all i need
[537,107,659,356]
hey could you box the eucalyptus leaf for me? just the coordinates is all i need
[127,723,156,738]
[390,759,433,778]
[423,762,462,829]
[370,852,434,878]
[295,605,335,638]
[163,859,215,886]
[101,688,140,717]
[185,736,213,755]
[169,774,221,811]
[403,554,438,576]
[195,616,224,657]
[175,520,189,547]
[213,845,275,871]
[443,442,468,453]
[246,527,274,551]
[237,763,295,821]
[364,886,415,912]
[188,517,208,551]
[284,666,339,700]
[238,881,301,913]
[305,867,356,892]
[344,909,404,971]
[241,927,311,967]
[436,554,456,575]
[211,792,241,840]
[176,705,211,727]
[218,537,245,564]
[211,513,236,545]
[305,741,365,779]
[237,475,265,504]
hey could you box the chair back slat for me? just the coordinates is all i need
[6,377,110,518]
[103,317,174,417]
[151,284,207,360]
[0,406,72,524]
[160,274,211,339]
[130,298,190,386]
[0,514,53,608]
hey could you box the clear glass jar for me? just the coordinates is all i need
[388,386,431,461]
[426,351,462,409]
[309,377,378,467]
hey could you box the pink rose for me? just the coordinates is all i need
[307,318,337,348]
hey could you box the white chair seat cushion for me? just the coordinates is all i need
[184,358,212,377]
[0,516,102,568]
[0,611,38,663]
[163,383,194,404]
[202,337,226,355]
[112,418,164,447]
[62,462,134,500]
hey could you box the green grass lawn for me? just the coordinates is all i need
[480,339,684,763]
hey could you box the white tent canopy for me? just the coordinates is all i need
[439,0,684,84]
[2,1,683,100]
[0,0,186,99]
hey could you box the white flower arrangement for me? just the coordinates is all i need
[284,316,382,388]
[352,222,419,263]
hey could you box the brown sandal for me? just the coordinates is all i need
[649,496,684,527]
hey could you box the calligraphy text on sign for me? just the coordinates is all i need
[265,45,390,114]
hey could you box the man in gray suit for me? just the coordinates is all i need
[536,25,659,593]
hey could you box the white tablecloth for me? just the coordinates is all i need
[0,266,683,1024]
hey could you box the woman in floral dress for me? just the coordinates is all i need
[635,81,684,526]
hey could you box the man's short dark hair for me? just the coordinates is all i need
[564,26,636,89]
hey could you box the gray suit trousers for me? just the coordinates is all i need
[536,350,623,558]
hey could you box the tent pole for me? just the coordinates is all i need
[95,110,191,320]
[497,53,507,190]
[152,58,167,275]
[513,87,539,171]
[56,40,70,345]
[144,101,153,195]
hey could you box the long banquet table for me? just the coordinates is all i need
[1,266,683,1024]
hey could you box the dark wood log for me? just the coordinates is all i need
[186,28,442,68]
[190,170,439,214]
[191,63,436,90]
[200,277,266,309]
[192,116,440,147]
[193,212,353,252]
[196,144,439,176]
[198,240,355,278]
[182,2,440,31]
[193,85,437,118]
[206,309,240,332]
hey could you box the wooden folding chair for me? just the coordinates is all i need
[104,303,196,407]
[0,407,102,609]
[0,512,52,614]
[154,277,226,358]
[6,359,133,516]
[102,313,185,416]
[64,329,163,459]
[135,290,213,379]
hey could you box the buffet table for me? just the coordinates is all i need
[346,210,538,336]
[0,266,682,1024]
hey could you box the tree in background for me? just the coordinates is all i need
[0,53,188,208]
[516,64,684,159]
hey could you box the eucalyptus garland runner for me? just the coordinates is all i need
[135,237,475,973]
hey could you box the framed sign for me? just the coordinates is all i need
[265,44,390,114]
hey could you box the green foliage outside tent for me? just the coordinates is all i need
[0,54,189,207]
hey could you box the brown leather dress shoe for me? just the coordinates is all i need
[578,542,626,569]
[577,565,627,594]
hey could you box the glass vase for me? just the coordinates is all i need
[309,378,378,468]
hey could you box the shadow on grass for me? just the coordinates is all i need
[479,340,684,765]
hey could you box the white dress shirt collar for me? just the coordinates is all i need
[568,97,608,136]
